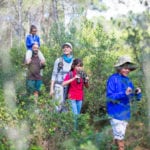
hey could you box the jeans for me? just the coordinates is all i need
[70,100,82,130]
[70,100,82,115]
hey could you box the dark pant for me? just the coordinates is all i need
[26,80,42,95]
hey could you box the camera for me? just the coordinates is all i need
[134,89,139,94]
[77,71,88,84]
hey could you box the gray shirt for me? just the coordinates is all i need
[51,57,73,84]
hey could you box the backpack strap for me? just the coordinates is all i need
[63,71,73,100]
[68,71,73,79]
[57,56,63,73]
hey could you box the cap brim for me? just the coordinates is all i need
[62,44,72,49]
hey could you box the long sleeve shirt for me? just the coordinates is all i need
[106,73,142,120]
[64,70,84,100]
[25,34,40,50]
[51,57,73,84]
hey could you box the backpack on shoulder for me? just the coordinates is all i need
[63,71,73,100]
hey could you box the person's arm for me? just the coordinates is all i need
[134,87,142,101]
[126,81,142,101]
[40,61,45,69]
[62,74,78,86]
[50,80,55,97]
[106,76,127,102]
[38,51,46,64]
[62,77,76,86]
[84,82,89,88]
[49,59,59,97]
[84,76,89,88]
[26,35,34,50]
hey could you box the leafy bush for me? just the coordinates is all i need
[0,16,149,149]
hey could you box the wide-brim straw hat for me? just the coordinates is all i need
[114,56,137,71]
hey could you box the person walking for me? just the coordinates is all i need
[50,42,74,112]
[106,56,142,150]
[62,58,89,129]
[26,43,45,103]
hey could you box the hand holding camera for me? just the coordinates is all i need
[126,87,132,95]
[126,87,141,95]
[134,87,141,94]
[76,72,81,83]
[76,71,89,84]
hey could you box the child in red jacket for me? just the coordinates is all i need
[62,58,89,114]
[62,58,89,129]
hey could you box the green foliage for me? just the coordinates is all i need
[0,12,149,150]
[29,145,43,150]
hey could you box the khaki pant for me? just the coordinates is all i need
[53,84,68,112]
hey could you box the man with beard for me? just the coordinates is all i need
[26,43,45,102]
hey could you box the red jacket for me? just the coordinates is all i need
[64,70,85,100]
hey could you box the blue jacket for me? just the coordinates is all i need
[25,34,40,50]
[106,73,142,120]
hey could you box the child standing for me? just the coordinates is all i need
[25,25,45,64]
[62,58,89,129]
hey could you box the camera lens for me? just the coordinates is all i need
[135,89,138,94]
[76,72,81,83]
[83,72,88,83]
[77,78,80,83]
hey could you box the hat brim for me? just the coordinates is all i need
[115,62,137,71]
[114,61,135,67]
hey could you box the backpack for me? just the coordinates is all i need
[57,56,74,72]
[64,71,73,100]
[57,57,74,99]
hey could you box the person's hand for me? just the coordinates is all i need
[75,74,80,79]
[26,59,31,64]
[50,89,54,97]
[85,76,89,81]
[126,87,132,95]
[80,67,84,71]
[40,60,45,65]
[135,87,141,94]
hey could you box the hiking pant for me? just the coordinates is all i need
[26,80,42,95]
[54,84,68,112]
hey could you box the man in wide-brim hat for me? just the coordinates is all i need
[106,55,142,150]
